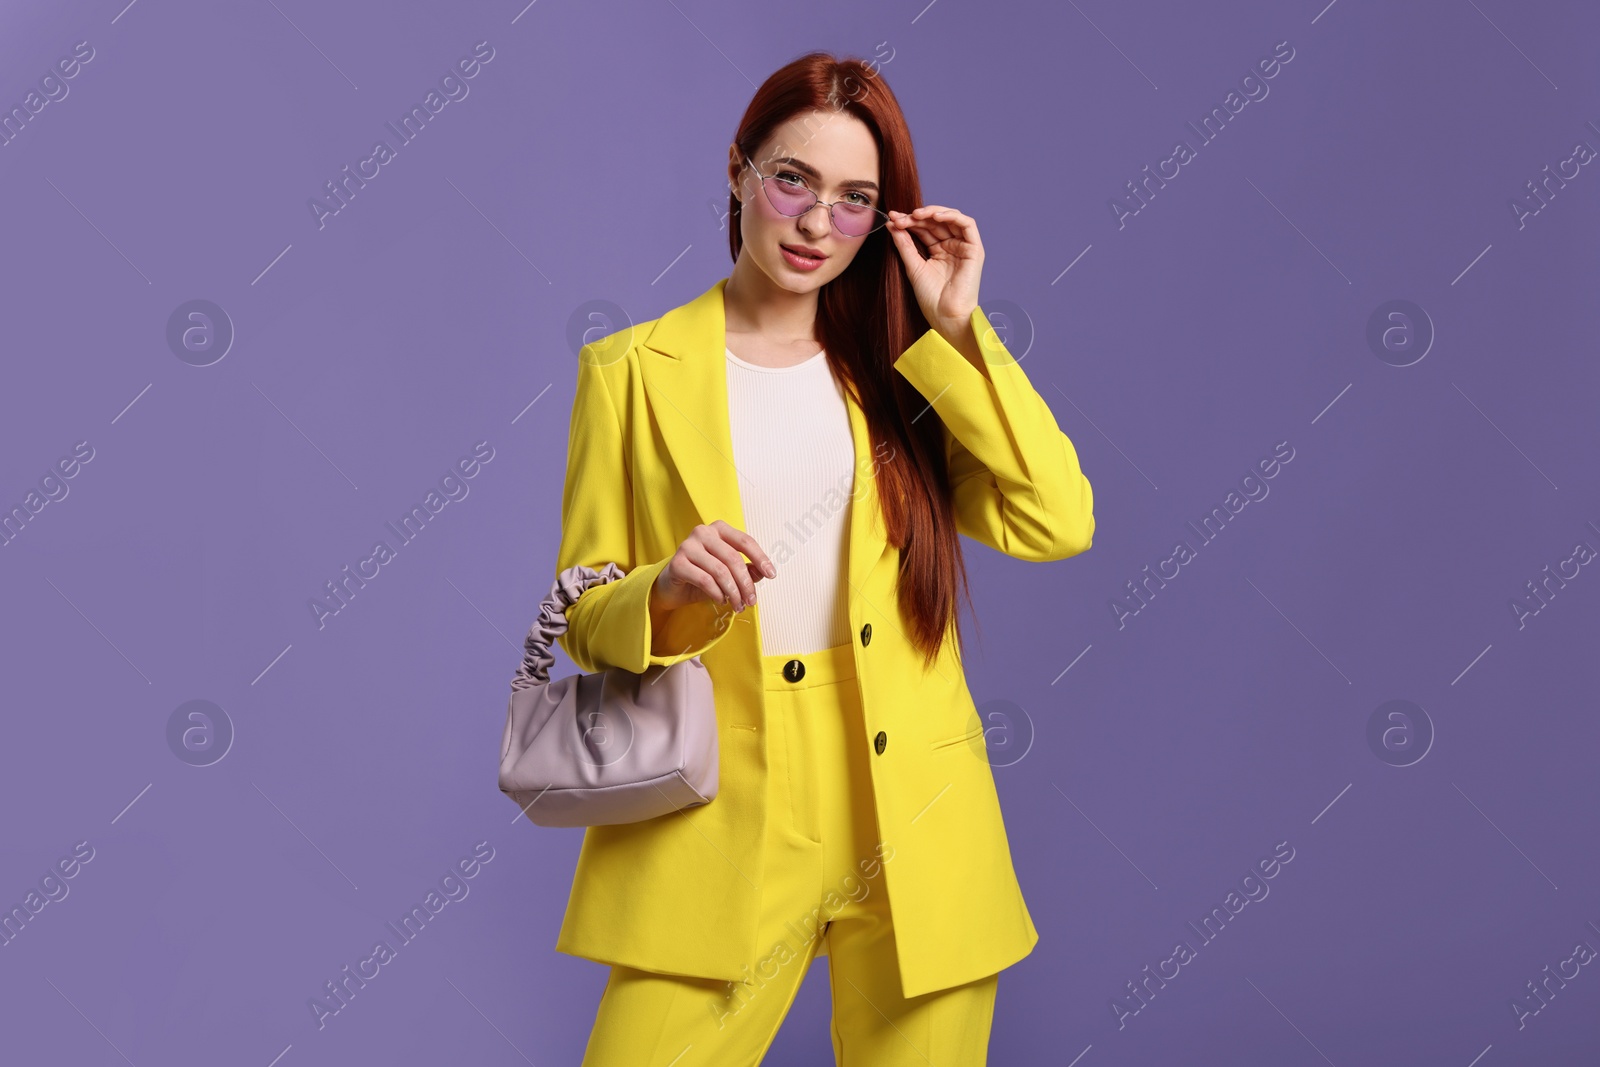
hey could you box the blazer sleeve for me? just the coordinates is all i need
[553,345,735,674]
[892,306,1095,563]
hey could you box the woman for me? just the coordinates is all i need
[553,51,1095,1065]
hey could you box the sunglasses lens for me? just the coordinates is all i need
[834,203,886,237]
[763,176,816,216]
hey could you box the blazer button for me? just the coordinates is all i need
[783,658,805,683]
[860,623,872,646]
[874,730,887,755]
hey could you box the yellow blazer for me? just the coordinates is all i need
[552,276,1095,999]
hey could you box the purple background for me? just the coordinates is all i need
[2,0,1597,1063]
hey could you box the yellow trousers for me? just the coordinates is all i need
[580,641,999,1065]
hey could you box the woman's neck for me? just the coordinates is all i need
[723,260,820,348]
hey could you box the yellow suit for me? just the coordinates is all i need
[553,276,1094,1000]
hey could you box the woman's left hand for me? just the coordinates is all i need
[887,205,985,357]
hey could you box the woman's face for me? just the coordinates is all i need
[729,110,883,294]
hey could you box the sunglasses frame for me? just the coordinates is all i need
[740,154,891,239]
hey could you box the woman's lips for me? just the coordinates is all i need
[780,244,827,271]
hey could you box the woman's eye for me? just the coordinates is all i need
[845,192,874,206]
[775,172,807,188]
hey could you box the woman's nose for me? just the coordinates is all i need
[796,205,833,240]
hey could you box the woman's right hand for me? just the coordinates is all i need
[652,521,777,614]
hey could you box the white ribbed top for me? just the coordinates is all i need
[725,346,855,656]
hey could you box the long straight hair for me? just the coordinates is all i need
[726,51,979,671]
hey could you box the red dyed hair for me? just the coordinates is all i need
[726,50,978,671]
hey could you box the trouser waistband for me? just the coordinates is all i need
[759,642,856,690]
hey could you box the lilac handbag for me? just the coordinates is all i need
[498,562,720,828]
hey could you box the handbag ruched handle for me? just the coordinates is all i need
[512,562,627,690]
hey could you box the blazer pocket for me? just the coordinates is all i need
[928,722,985,752]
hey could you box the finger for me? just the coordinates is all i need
[686,532,749,610]
[892,207,941,225]
[680,545,741,610]
[698,529,758,608]
[713,521,777,579]
[900,210,957,248]
[665,552,725,607]
[888,217,926,262]
[921,213,964,245]
[930,208,980,248]
[913,207,976,247]
[900,216,943,249]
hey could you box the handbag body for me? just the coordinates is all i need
[498,562,719,827]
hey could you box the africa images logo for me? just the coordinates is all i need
[308,41,496,230]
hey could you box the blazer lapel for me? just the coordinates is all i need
[639,277,889,615]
